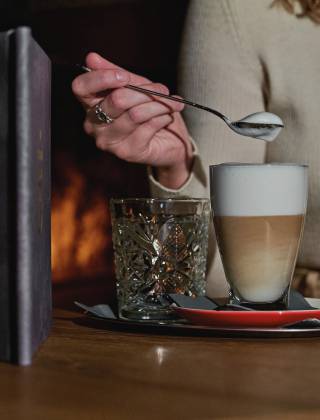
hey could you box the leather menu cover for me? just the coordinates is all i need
[0,27,52,365]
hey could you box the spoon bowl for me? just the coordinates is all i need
[229,112,284,142]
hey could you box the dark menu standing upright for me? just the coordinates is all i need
[0,27,52,365]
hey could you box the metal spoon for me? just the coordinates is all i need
[79,65,284,142]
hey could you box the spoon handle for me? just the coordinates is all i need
[126,84,226,121]
[77,65,226,121]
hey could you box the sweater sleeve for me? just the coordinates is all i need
[149,0,267,297]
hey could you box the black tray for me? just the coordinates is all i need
[74,293,320,339]
[75,313,320,339]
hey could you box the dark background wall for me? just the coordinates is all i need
[1,0,189,196]
[0,0,189,308]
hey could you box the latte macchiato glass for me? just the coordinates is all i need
[210,163,308,307]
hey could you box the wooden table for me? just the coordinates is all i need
[1,309,320,420]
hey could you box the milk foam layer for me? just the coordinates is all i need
[210,164,308,216]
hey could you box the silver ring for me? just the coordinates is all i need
[94,102,114,124]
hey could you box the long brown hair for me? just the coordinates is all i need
[273,0,320,23]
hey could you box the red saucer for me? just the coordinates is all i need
[172,307,320,328]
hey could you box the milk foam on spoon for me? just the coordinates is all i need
[230,112,284,142]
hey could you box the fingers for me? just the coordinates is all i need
[97,83,169,120]
[73,52,184,116]
[86,52,150,86]
[95,83,182,120]
[72,69,129,107]
[104,101,176,140]
[86,52,120,71]
[85,95,181,139]
[84,81,184,141]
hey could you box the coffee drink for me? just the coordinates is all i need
[214,215,304,302]
[210,164,308,304]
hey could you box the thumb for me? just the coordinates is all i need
[86,52,120,71]
[85,52,150,86]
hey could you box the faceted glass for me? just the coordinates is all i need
[110,198,210,320]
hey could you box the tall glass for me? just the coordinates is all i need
[110,198,210,320]
[210,163,308,308]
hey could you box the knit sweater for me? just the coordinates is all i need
[149,0,320,297]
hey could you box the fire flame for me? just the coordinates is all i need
[51,161,111,282]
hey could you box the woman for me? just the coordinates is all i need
[72,0,320,297]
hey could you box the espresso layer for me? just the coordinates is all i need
[214,215,304,302]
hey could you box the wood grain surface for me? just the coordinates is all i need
[1,309,320,420]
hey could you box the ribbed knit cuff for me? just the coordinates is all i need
[147,137,200,196]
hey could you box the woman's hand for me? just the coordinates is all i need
[72,52,193,189]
